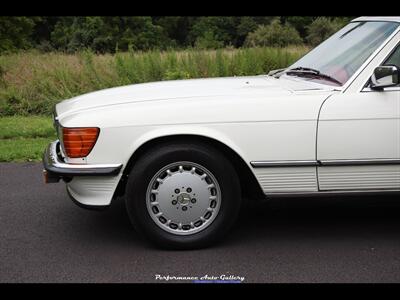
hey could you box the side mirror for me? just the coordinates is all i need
[370,65,399,90]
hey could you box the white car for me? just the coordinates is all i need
[43,16,400,249]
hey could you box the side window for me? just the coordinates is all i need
[384,44,400,69]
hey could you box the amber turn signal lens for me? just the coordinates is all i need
[62,127,100,158]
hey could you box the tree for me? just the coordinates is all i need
[283,16,316,39]
[50,17,76,51]
[0,16,357,53]
[306,17,349,46]
[117,17,171,51]
[153,17,191,47]
[0,17,36,52]
[236,17,261,46]
[31,16,59,45]
[189,17,237,47]
[244,19,303,47]
[50,17,172,53]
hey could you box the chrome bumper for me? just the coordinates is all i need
[42,140,123,183]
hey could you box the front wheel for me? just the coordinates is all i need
[125,142,241,249]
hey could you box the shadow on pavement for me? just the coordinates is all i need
[84,193,400,247]
[227,194,400,245]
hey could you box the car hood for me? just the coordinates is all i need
[56,75,335,118]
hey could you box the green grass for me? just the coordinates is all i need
[0,116,55,162]
[0,116,55,139]
[0,138,52,162]
[0,46,309,116]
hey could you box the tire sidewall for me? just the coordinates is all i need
[125,142,241,249]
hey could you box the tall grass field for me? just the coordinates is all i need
[0,46,308,116]
[0,46,308,161]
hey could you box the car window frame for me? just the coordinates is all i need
[365,41,400,90]
[361,35,400,93]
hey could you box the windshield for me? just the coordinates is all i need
[286,21,400,86]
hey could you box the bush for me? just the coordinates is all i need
[195,31,224,49]
[244,19,303,47]
[36,40,54,53]
[306,17,348,46]
[163,69,191,80]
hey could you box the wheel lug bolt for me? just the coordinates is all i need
[191,198,196,203]
[186,187,192,193]
[182,206,188,211]
[172,200,177,205]
[174,189,180,194]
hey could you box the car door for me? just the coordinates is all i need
[316,42,400,191]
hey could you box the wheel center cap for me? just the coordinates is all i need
[177,193,191,205]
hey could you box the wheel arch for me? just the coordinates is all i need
[114,133,266,203]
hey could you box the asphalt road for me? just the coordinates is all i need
[1,162,400,283]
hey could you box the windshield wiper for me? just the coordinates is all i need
[286,66,321,73]
[273,66,319,76]
[267,68,286,76]
[283,66,343,86]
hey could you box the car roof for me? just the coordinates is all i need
[352,16,400,23]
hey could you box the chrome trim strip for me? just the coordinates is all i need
[43,140,122,176]
[320,159,400,166]
[352,17,400,23]
[250,160,318,168]
[265,189,400,197]
[251,158,400,168]
[361,86,400,92]
[52,105,59,124]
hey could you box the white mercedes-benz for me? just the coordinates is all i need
[43,16,400,249]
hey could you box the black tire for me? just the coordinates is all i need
[125,141,242,249]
